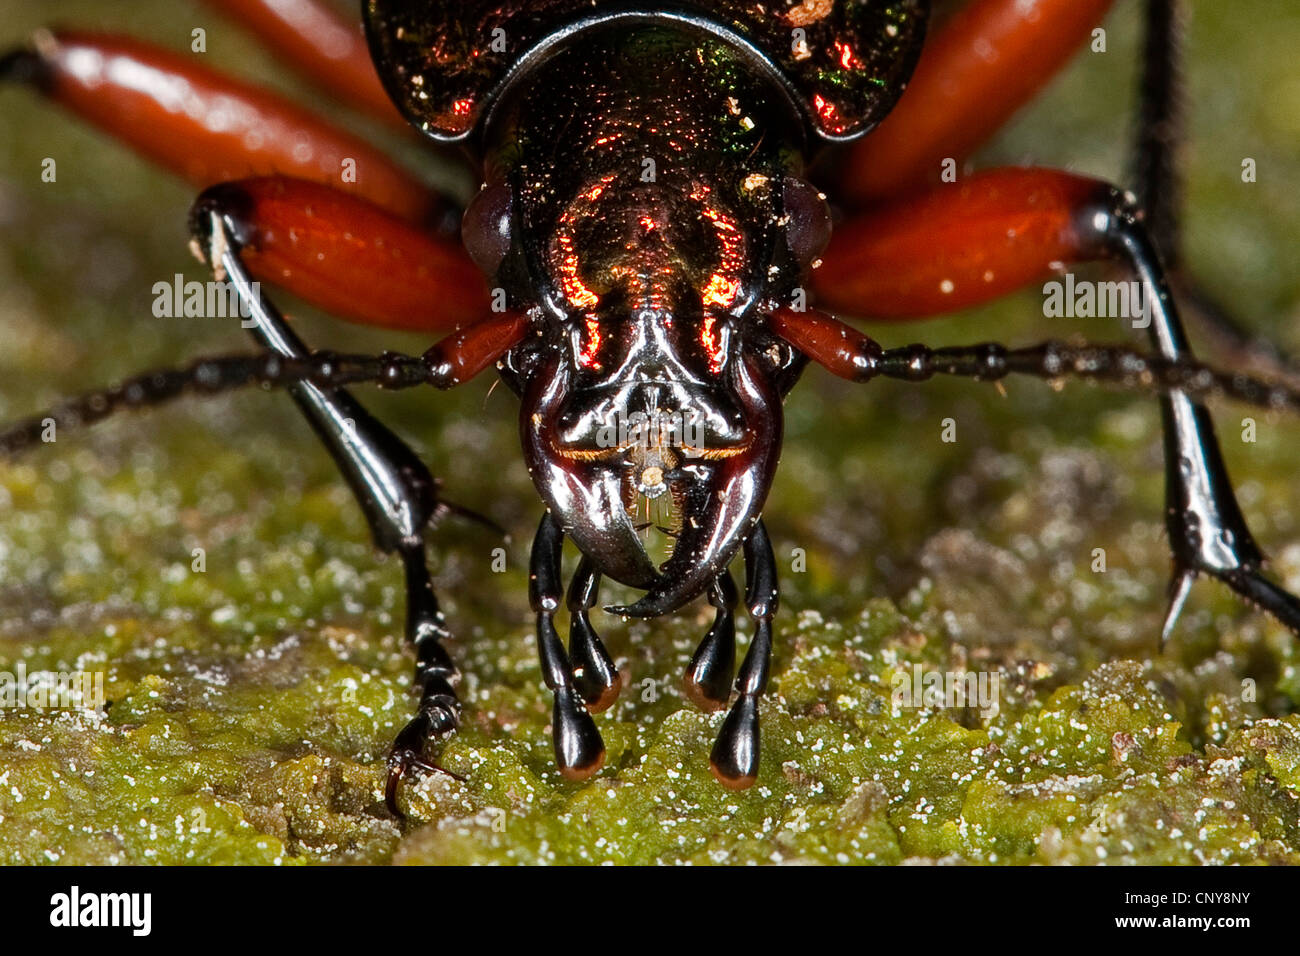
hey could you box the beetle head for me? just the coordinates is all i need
[468,25,830,613]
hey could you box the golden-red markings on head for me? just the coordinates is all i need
[552,175,615,312]
[700,315,724,373]
[579,314,603,370]
[690,182,745,312]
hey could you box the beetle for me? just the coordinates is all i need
[3,0,1300,816]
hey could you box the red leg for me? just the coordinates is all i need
[194,176,487,332]
[813,167,1105,319]
[768,307,882,381]
[838,0,1116,205]
[421,310,530,385]
[1,32,447,227]
[201,0,406,128]
[808,162,1300,642]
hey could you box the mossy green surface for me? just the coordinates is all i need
[0,1,1298,865]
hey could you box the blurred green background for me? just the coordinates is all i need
[0,0,1297,864]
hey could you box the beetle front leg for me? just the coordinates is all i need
[1123,2,1263,615]
[815,167,1300,639]
[530,513,606,780]
[384,549,465,812]
[189,202,493,817]
[710,522,778,790]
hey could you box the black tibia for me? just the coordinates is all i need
[710,520,777,790]
[1078,190,1300,641]
[530,512,605,780]
[384,543,465,807]
[684,570,738,712]
[1124,0,1300,637]
[566,556,622,712]
[189,204,460,816]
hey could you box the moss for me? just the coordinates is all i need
[0,1,1299,864]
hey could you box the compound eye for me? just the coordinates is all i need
[782,176,832,269]
[461,181,514,276]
